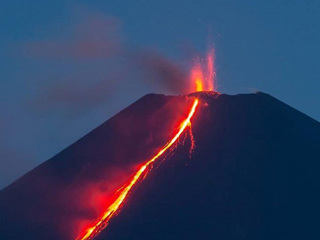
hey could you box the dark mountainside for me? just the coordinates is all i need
[1,92,320,240]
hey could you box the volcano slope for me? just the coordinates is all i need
[1,92,320,240]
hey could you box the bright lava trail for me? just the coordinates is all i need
[77,98,199,240]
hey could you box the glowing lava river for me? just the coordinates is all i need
[77,99,199,240]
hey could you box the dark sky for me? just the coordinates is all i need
[0,0,319,189]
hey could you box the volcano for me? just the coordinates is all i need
[0,91,320,240]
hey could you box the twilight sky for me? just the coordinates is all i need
[0,0,319,189]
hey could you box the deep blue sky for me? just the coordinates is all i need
[0,0,319,189]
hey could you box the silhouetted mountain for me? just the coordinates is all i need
[1,92,319,240]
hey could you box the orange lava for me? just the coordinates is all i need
[191,47,216,91]
[192,61,204,91]
[77,99,199,240]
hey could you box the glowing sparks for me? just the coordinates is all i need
[191,47,216,92]
[192,61,204,91]
[206,48,216,91]
[77,99,199,240]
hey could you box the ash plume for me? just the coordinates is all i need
[133,50,190,95]
[19,8,192,116]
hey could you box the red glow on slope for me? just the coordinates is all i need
[77,99,199,240]
[77,44,217,240]
[191,47,216,92]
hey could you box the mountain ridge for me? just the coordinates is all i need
[1,91,319,240]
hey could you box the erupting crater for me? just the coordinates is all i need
[2,44,318,240]
[76,47,218,240]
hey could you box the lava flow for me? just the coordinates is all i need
[77,46,216,240]
[77,99,199,240]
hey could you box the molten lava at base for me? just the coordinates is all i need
[77,99,199,240]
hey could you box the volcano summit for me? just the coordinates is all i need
[0,91,319,240]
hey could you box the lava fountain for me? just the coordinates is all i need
[77,47,216,240]
[191,47,216,92]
